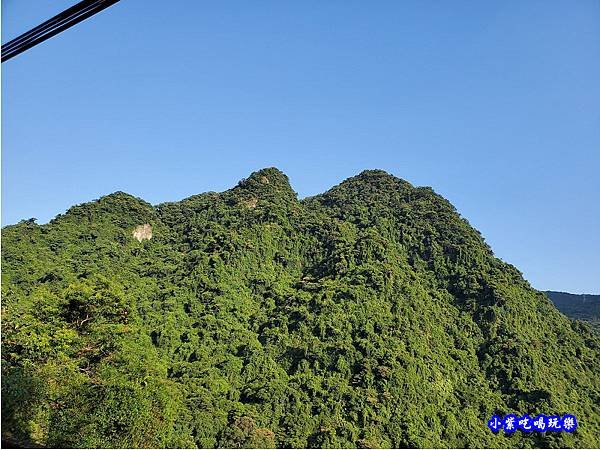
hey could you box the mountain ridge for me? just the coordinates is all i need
[4,168,424,228]
[2,168,599,448]
[545,291,600,334]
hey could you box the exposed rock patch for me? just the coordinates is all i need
[244,198,258,208]
[133,224,152,242]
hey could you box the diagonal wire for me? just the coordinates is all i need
[2,0,104,52]
[2,0,120,61]
[2,0,120,62]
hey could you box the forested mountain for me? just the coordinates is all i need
[545,291,600,334]
[2,168,599,448]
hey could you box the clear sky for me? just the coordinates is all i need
[2,0,599,293]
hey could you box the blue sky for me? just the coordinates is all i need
[2,0,599,293]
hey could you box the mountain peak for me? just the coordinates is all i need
[241,167,291,187]
[309,168,413,209]
[52,191,156,226]
[356,168,395,178]
[352,169,412,187]
[230,167,297,204]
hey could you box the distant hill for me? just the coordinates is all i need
[2,168,599,448]
[546,291,600,333]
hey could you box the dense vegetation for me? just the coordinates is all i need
[545,291,600,334]
[2,168,599,448]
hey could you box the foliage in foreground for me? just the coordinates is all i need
[2,168,599,448]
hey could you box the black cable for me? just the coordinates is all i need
[3,2,113,57]
[2,0,105,53]
[1,0,120,62]
[2,0,120,60]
